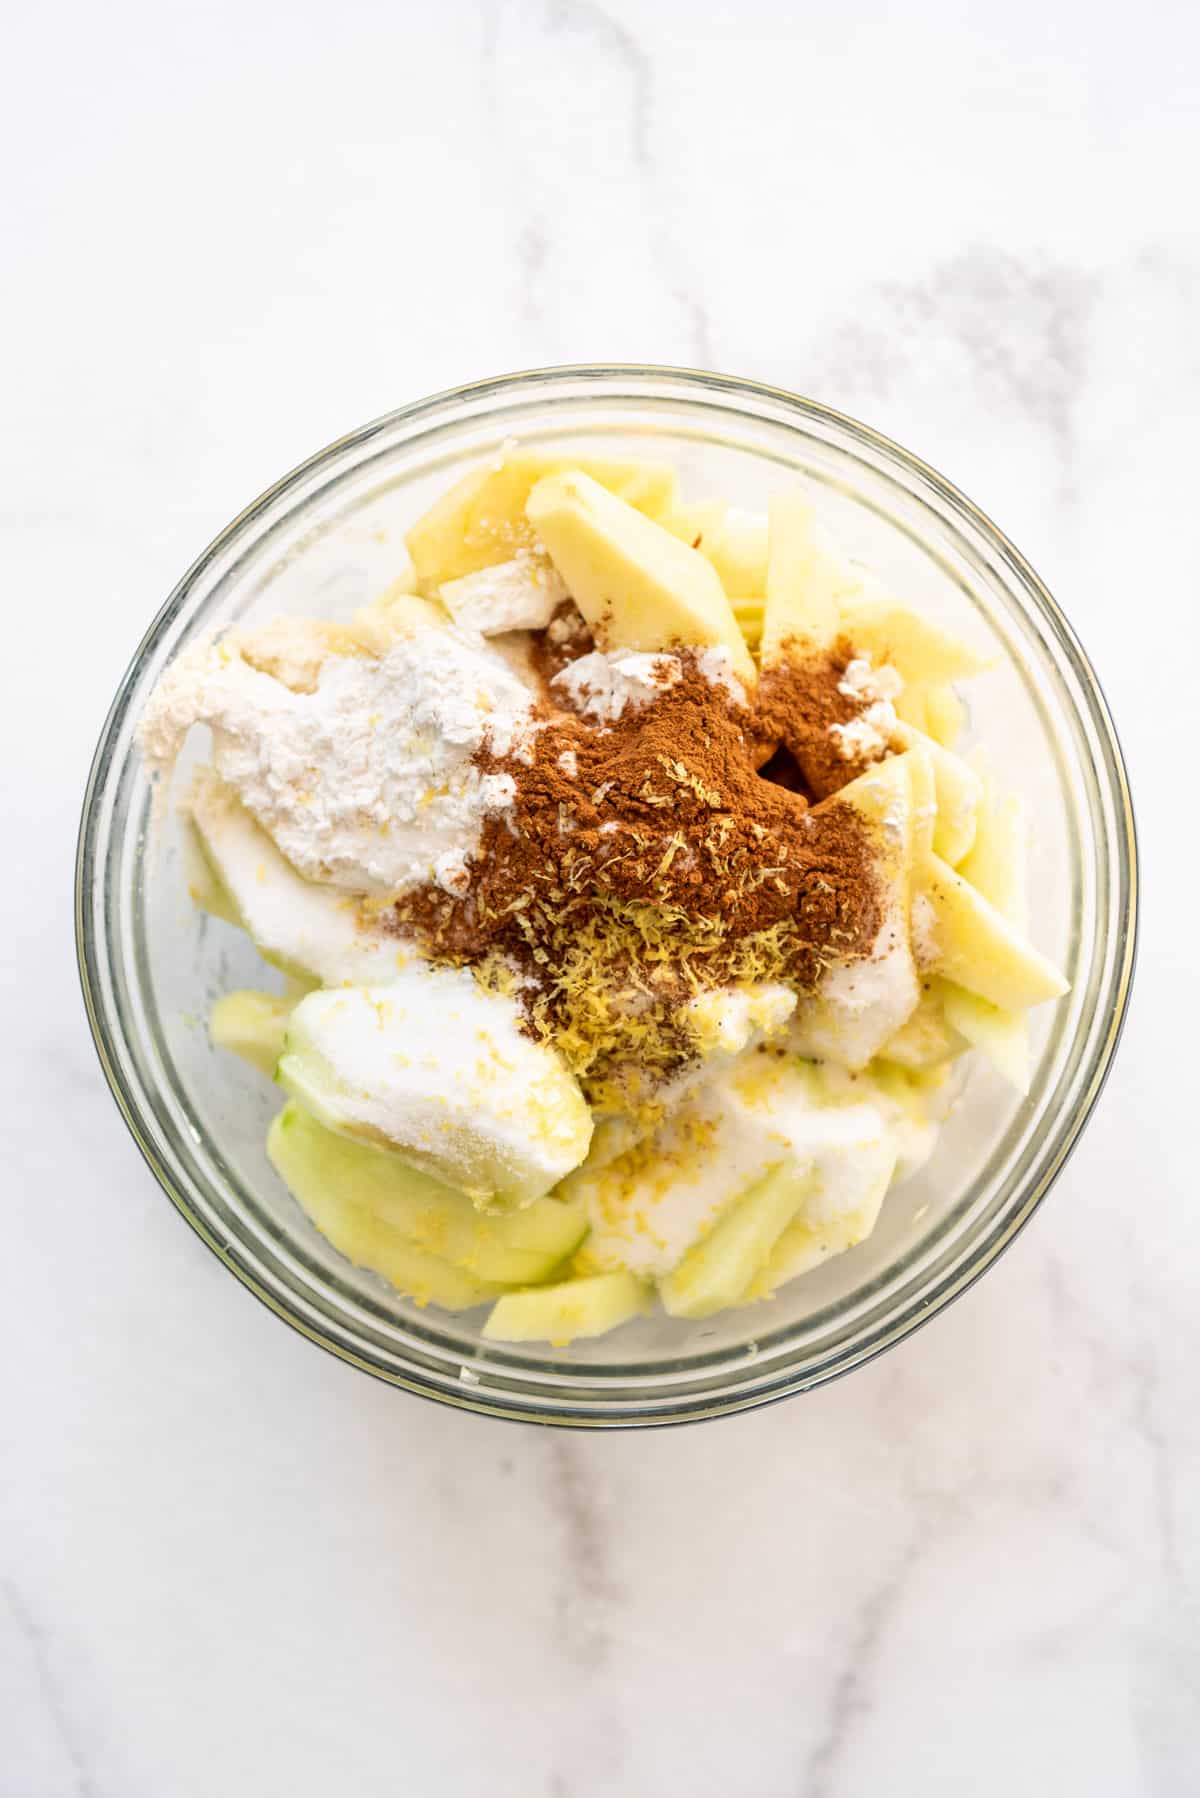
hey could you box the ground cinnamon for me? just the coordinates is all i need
[751,637,890,799]
[392,653,885,1104]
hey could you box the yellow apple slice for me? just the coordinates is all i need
[210,990,295,1077]
[406,452,678,588]
[840,593,993,684]
[268,1102,587,1284]
[922,682,968,748]
[659,1161,814,1319]
[942,778,1032,1087]
[760,493,855,661]
[836,752,914,871]
[899,741,938,868]
[918,854,1068,1012]
[483,1271,651,1344]
[879,986,966,1071]
[892,723,981,865]
[959,779,1028,923]
[731,594,766,650]
[526,470,754,682]
[937,981,1031,1093]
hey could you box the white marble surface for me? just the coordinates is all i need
[3,0,1198,1792]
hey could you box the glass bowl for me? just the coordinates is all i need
[76,366,1137,1428]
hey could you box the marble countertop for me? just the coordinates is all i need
[4,0,1197,1792]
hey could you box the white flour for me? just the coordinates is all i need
[141,621,536,895]
[551,644,746,724]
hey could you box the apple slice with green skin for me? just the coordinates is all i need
[483,1271,652,1345]
[277,974,592,1210]
[745,1135,896,1297]
[267,1112,502,1310]
[839,593,994,684]
[268,1102,587,1284]
[891,724,981,866]
[210,990,295,1077]
[186,772,405,987]
[659,1161,815,1320]
[760,493,855,661]
[918,854,1068,1013]
[526,471,755,683]
[406,452,678,589]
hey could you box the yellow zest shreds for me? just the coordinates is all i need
[474,896,823,1110]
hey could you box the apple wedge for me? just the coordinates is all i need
[527,471,754,682]
[839,593,994,684]
[659,1161,814,1319]
[406,451,678,588]
[745,1136,896,1297]
[277,973,592,1209]
[186,773,407,987]
[268,1148,503,1312]
[759,492,856,661]
[483,1271,651,1345]
[939,777,1033,1088]
[268,1102,587,1284]
[892,723,981,866]
[919,854,1068,1013]
[210,990,295,1077]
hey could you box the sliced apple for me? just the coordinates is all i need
[731,594,766,651]
[892,724,981,865]
[277,974,592,1209]
[760,492,855,661]
[919,854,1068,1013]
[210,990,295,1077]
[268,1102,587,1283]
[879,985,966,1072]
[745,1136,895,1297]
[839,593,993,685]
[527,471,754,681]
[406,452,678,589]
[185,773,407,986]
[658,1161,814,1319]
[937,981,1031,1093]
[959,779,1028,923]
[943,778,1032,1088]
[483,1271,651,1345]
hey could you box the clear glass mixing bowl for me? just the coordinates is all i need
[76,366,1137,1427]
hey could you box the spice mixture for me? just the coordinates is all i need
[392,648,887,1107]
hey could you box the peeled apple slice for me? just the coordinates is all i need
[892,724,981,866]
[838,592,994,685]
[526,471,755,682]
[940,778,1033,1089]
[406,452,678,588]
[276,971,593,1209]
[186,773,405,986]
[659,1161,814,1319]
[879,987,966,1072]
[210,990,295,1076]
[483,1272,651,1345]
[760,493,854,661]
[938,982,1031,1093]
[267,1117,503,1311]
[268,1102,587,1284]
[919,855,1068,1013]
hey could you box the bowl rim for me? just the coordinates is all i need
[76,362,1139,1428]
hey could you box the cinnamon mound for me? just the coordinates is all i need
[393,656,884,1106]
